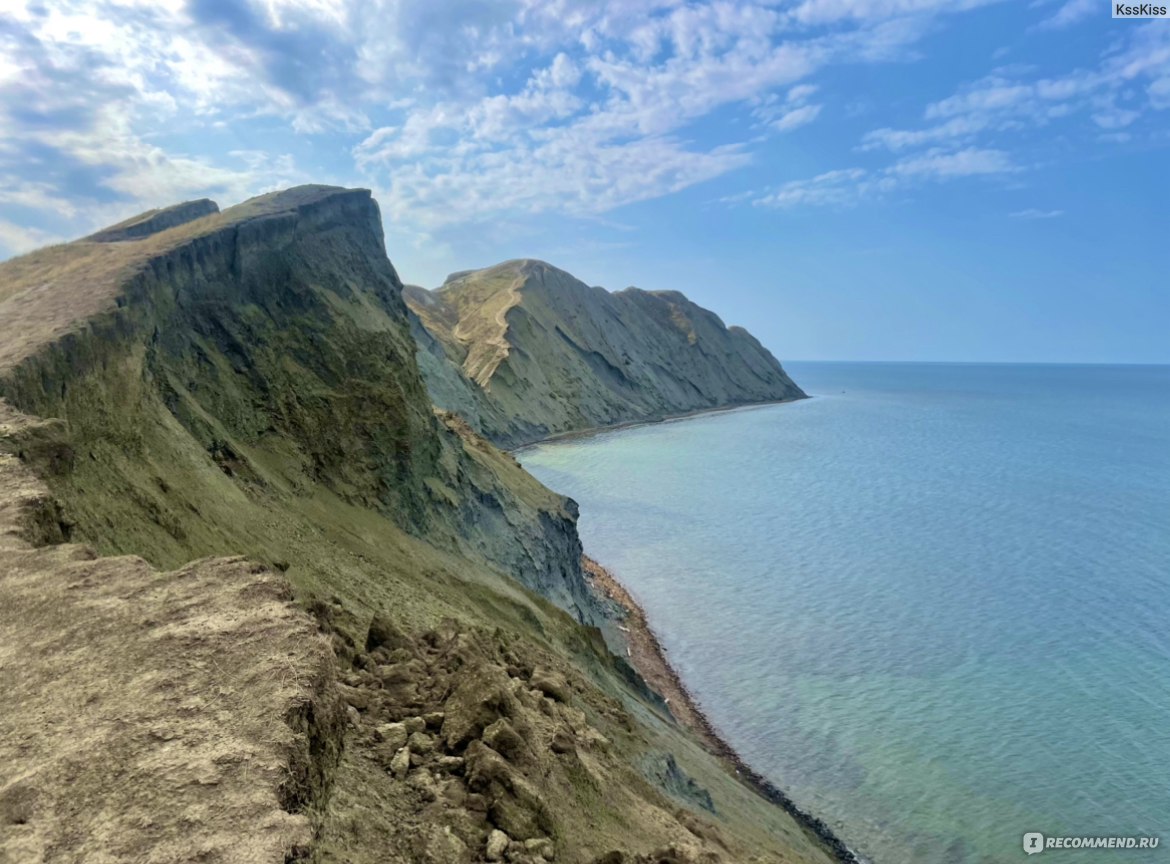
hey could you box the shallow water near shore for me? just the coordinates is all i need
[519,362,1170,864]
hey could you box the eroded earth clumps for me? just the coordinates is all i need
[318,612,732,864]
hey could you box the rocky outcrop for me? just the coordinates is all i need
[404,259,806,448]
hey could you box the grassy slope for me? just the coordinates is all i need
[0,188,838,864]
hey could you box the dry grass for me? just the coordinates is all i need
[0,420,339,864]
[0,185,362,375]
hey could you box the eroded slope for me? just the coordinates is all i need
[405,259,806,447]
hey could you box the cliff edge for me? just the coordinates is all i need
[0,187,842,864]
[404,259,805,448]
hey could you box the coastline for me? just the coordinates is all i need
[510,394,809,453]
[582,556,860,864]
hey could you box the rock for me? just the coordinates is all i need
[340,685,371,711]
[464,740,513,792]
[549,729,574,754]
[405,715,427,734]
[424,711,445,729]
[591,855,624,864]
[641,845,702,864]
[365,612,412,654]
[377,722,408,750]
[409,730,435,754]
[511,682,538,710]
[524,838,555,860]
[641,753,715,814]
[84,198,218,242]
[390,746,411,779]
[424,825,470,864]
[482,719,525,761]
[582,728,610,751]
[377,664,414,686]
[441,667,518,749]
[489,793,545,841]
[437,755,465,773]
[376,663,424,704]
[486,829,510,861]
[440,778,467,807]
[530,668,570,703]
[408,770,438,802]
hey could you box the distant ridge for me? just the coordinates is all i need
[84,199,220,243]
[404,258,806,448]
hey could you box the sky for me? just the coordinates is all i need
[1,1,1167,362]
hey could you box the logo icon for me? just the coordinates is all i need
[1024,833,1046,855]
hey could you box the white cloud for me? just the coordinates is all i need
[852,19,1170,185]
[773,104,824,131]
[0,220,66,257]
[1092,108,1141,129]
[887,146,1017,178]
[789,0,1005,26]
[861,115,991,151]
[1149,76,1170,109]
[751,146,1015,209]
[346,0,959,226]
[787,84,820,104]
[1038,0,1096,29]
[753,168,873,208]
[1010,208,1064,219]
[2,0,1160,248]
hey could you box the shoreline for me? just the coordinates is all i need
[510,394,809,453]
[582,556,860,864]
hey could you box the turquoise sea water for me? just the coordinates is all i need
[519,363,1170,864]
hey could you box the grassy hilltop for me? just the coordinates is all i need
[0,186,836,864]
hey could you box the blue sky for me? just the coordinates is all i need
[1,0,1167,362]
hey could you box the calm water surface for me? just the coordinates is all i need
[519,363,1170,864]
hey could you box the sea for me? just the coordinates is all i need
[517,362,1170,864]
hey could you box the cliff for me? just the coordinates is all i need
[0,187,841,864]
[403,260,805,448]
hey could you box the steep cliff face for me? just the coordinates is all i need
[0,188,842,864]
[0,187,591,624]
[404,259,806,448]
